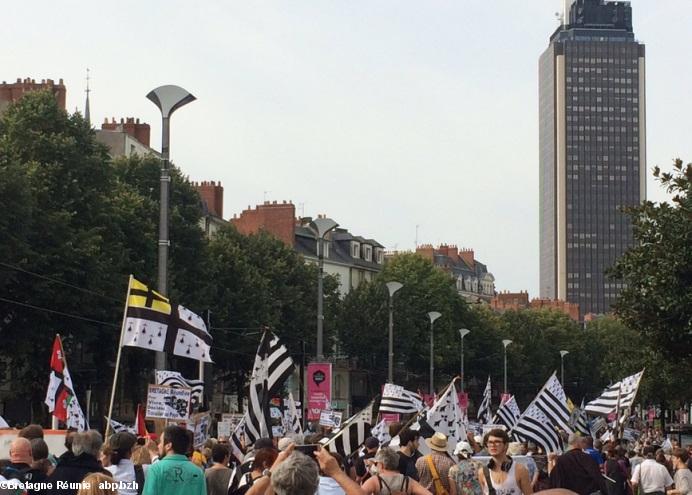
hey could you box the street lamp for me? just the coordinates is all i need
[458,329,471,392]
[502,339,513,394]
[427,311,442,394]
[308,217,338,360]
[146,85,196,371]
[385,281,403,383]
[560,350,570,386]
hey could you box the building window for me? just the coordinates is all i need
[351,242,360,259]
[375,249,383,264]
[363,245,372,262]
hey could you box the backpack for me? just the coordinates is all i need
[378,474,410,495]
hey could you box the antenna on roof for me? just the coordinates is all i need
[415,225,420,248]
[84,68,91,126]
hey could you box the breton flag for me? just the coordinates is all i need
[512,373,572,453]
[284,392,303,436]
[477,376,492,424]
[323,403,373,457]
[121,276,212,362]
[425,381,467,452]
[245,331,294,443]
[45,335,88,431]
[107,417,136,434]
[379,384,424,415]
[493,395,521,430]
[372,419,391,445]
[585,370,644,417]
[569,399,590,436]
[230,415,247,460]
[156,370,204,411]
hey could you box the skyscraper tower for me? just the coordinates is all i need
[539,0,646,316]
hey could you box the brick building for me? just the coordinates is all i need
[490,291,581,322]
[415,244,496,303]
[95,117,157,158]
[0,77,66,115]
[231,201,385,296]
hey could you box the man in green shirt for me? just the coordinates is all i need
[142,425,206,495]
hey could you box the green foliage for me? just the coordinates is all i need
[610,159,692,358]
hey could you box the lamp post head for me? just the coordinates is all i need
[308,217,338,239]
[146,85,196,118]
[427,311,442,324]
[386,281,403,297]
[459,328,471,339]
[502,339,513,348]
[560,350,570,358]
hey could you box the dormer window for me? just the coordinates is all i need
[375,248,384,264]
[363,245,372,262]
[351,241,360,258]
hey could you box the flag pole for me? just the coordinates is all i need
[50,333,65,430]
[106,275,133,439]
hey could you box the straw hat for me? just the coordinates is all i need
[425,432,449,452]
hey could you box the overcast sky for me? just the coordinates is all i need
[4,1,691,296]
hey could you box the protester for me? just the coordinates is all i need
[448,442,483,495]
[318,451,346,495]
[75,472,117,495]
[669,448,692,495]
[141,425,206,495]
[398,430,422,481]
[105,432,143,495]
[583,437,604,468]
[356,437,381,482]
[205,443,233,495]
[130,445,151,468]
[415,432,456,495]
[478,429,532,495]
[241,438,275,474]
[18,425,44,441]
[244,445,366,495]
[360,447,430,495]
[47,430,111,495]
[31,438,54,479]
[231,447,278,495]
[630,445,673,495]
[549,433,603,495]
[1,437,33,483]
[509,442,539,490]
[604,448,628,495]
[629,449,644,473]
[657,449,673,475]
[143,439,158,464]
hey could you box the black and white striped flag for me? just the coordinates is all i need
[245,331,294,443]
[379,384,423,415]
[477,376,492,424]
[570,399,590,436]
[372,419,391,445]
[284,392,303,436]
[323,404,372,457]
[156,370,204,411]
[493,395,521,430]
[107,417,135,434]
[512,373,572,453]
[584,370,644,417]
[230,415,247,460]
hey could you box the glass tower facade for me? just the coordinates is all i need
[539,0,646,317]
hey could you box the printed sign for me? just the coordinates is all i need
[192,414,211,447]
[217,421,232,438]
[307,363,332,421]
[145,385,191,420]
[458,392,469,410]
[319,410,343,429]
[222,413,245,431]
[381,413,400,424]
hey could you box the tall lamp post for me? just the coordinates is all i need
[385,281,403,383]
[146,85,196,371]
[427,311,442,394]
[308,217,338,360]
[502,339,513,395]
[458,329,470,392]
[560,350,569,386]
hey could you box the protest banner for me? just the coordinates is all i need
[145,385,191,420]
[307,363,332,421]
[319,409,343,429]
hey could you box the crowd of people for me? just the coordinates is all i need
[1,422,691,495]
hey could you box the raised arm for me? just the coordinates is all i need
[315,446,366,495]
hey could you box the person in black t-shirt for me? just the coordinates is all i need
[397,429,421,481]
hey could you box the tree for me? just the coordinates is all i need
[610,159,692,358]
[337,253,472,392]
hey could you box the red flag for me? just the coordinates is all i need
[46,335,70,422]
[136,403,148,437]
[50,335,65,373]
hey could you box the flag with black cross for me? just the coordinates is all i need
[121,276,213,363]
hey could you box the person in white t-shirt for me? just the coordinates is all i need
[669,448,692,495]
[631,446,673,495]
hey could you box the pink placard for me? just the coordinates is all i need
[381,413,400,424]
[457,392,469,410]
[307,363,332,421]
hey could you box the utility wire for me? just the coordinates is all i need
[0,296,119,327]
[0,261,122,304]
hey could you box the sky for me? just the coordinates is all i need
[4,1,691,296]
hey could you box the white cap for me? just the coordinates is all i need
[454,441,473,455]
